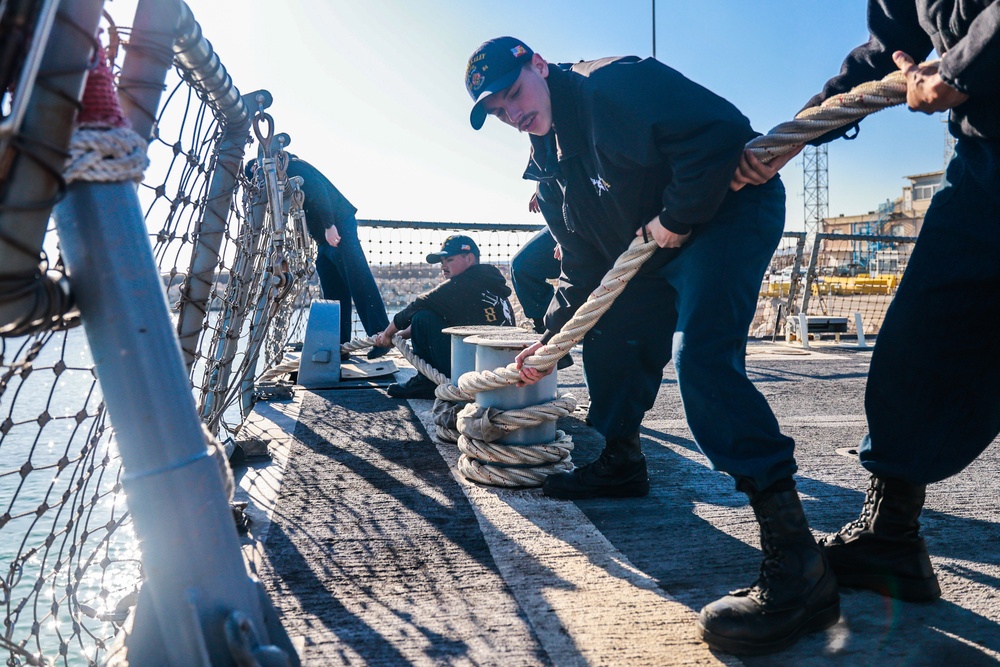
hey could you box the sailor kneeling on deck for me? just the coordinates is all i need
[374,235,515,399]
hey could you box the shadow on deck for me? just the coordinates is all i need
[233,342,1000,666]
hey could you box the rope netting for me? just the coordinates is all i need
[0,4,920,662]
[0,11,313,665]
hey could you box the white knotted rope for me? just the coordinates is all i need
[64,125,149,184]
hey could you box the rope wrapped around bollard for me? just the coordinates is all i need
[454,394,577,487]
[349,327,579,486]
[443,238,657,487]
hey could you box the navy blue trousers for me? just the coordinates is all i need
[314,214,390,344]
[410,309,451,377]
[584,178,795,491]
[511,228,559,331]
[860,138,1000,485]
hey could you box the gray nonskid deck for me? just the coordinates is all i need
[237,342,1000,666]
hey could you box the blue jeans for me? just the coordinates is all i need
[584,178,795,491]
[860,138,1000,485]
[314,214,390,344]
[511,228,559,331]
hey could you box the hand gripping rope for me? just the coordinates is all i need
[336,67,915,487]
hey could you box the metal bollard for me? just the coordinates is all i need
[297,300,341,388]
[854,312,868,348]
[468,331,557,445]
[442,325,521,385]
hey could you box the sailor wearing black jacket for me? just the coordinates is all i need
[375,235,515,399]
[733,0,1000,635]
[466,37,831,655]
[284,157,392,360]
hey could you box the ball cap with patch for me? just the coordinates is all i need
[465,36,534,130]
[426,235,480,263]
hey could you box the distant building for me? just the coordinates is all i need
[818,170,943,276]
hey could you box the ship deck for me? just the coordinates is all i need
[234,341,1000,666]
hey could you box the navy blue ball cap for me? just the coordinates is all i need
[427,235,480,263]
[465,36,534,130]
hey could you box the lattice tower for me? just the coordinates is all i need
[802,144,829,242]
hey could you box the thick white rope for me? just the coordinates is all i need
[453,397,577,487]
[484,395,578,432]
[258,358,300,384]
[457,237,658,396]
[458,430,574,467]
[456,434,575,488]
[339,335,380,357]
[744,66,914,162]
[65,125,149,184]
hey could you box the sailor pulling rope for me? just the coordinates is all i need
[273,68,913,487]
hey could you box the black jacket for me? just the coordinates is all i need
[284,158,358,245]
[393,263,515,330]
[807,0,1000,143]
[525,57,758,339]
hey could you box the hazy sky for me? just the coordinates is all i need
[116,0,950,232]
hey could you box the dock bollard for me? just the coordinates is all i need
[454,330,575,488]
[853,312,868,348]
[434,325,521,442]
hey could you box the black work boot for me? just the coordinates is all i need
[542,433,648,500]
[819,474,939,602]
[387,374,437,400]
[697,485,840,655]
